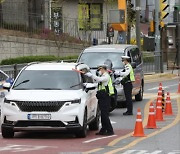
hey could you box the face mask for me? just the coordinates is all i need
[99,71,102,76]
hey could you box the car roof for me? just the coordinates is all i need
[24,62,89,71]
[83,44,138,53]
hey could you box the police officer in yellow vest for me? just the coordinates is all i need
[85,64,114,135]
[115,56,135,115]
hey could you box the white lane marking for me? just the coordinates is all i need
[83,135,117,143]
[111,120,116,124]
[0,144,57,152]
[122,150,180,154]
[147,84,178,91]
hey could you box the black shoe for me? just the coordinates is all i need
[95,131,106,135]
[123,112,133,115]
[105,131,114,136]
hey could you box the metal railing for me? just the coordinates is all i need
[0,10,108,44]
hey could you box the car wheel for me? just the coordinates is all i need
[89,106,100,130]
[1,126,14,138]
[135,82,143,101]
[75,110,87,138]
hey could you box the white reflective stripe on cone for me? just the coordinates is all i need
[157,106,162,109]
[149,112,155,115]
[137,112,141,115]
[136,119,142,122]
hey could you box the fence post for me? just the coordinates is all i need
[14,64,18,79]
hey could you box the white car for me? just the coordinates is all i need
[1,62,100,138]
[0,70,14,114]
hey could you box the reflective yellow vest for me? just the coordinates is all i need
[98,74,114,95]
[127,63,135,82]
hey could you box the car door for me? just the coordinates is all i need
[81,73,97,120]
[129,47,142,95]
[0,71,9,113]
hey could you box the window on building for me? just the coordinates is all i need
[78,3,103,30]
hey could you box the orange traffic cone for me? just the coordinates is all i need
[155,99,164,121]
[164,92,173,115]
[158,83,163,95]
[177,81,180,94]
[156,93,162,107]
[146,103,157,129]
[132,108,146,137]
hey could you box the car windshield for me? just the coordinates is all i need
[78,52,124,69]
[13,70,81,90]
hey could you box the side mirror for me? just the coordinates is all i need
[83,83,97,92]
[3,82,11,91]
[131,62,136,69]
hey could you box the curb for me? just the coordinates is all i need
[144,73,178,83]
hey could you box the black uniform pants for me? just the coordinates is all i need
[97,91,113,133]
[123,82,133,113]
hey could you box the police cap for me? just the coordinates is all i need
[121,55,130,59]
[97,64,107,70]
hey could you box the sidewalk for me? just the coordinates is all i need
[144,69,179,83]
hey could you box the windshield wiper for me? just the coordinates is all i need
[69,83,82,88]
[13,80,30,88]
[90,67,98,69]
[37,88,62,90]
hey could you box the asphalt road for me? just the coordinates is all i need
[0,77,179,154]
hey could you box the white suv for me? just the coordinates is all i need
[1,62,100,138]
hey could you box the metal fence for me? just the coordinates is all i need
[1,57,156,79]
[0,10,109,44]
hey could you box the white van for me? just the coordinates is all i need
[77,44,144,106]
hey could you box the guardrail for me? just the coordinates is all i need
[0,59,77,79]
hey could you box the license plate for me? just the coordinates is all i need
[27,114,51,120]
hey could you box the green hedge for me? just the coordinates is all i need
[0,55,78,65]
[0,54,154,65]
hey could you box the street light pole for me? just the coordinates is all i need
[155,0,161,73]
[135,0,141,51]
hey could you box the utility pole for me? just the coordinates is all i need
[154,0,161,73]
[135,0,141,51]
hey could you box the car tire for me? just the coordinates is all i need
[75,110,87,138]
[1,126,14,138]
[135,82,144,101]
[89,106,100,130]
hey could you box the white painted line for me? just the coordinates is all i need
[147,84,178,91]
[83,135,117,143]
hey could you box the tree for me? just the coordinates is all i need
[127,0,135,44]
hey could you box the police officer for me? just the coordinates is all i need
[115,56,135,115]
[85,64,114,135]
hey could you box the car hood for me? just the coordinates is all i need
[5,89,83,101]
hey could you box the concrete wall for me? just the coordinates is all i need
[0,35,88,62]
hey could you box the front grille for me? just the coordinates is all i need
[15,101,65,112]
[15,120,65,127]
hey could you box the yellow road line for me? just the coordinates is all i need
[83,98,155,154]
[105,96,180,154]
[84,94,180,154]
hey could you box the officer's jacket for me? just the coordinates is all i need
[91,72,114,95]
[121,63,135,82]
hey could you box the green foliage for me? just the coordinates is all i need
[127,0,136,25]
[0,55,78,65]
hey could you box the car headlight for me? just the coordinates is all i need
[71,99,81,104]
[4,98,11,104]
